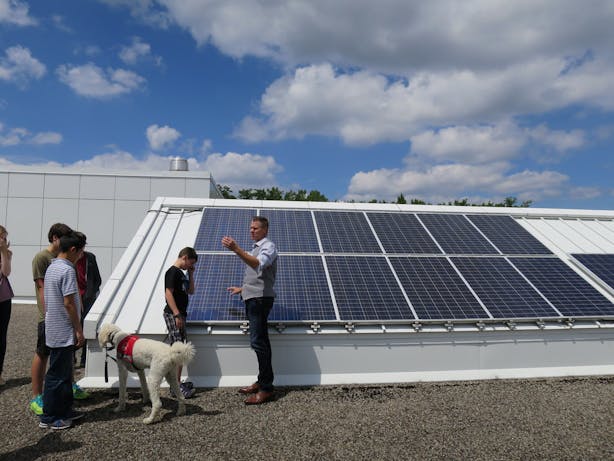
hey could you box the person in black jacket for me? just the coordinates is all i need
[76,250,101,368]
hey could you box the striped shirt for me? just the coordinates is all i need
[44,258,81,348]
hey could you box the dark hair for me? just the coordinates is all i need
[59,231,86,253]
[178,247,198,261]
[252,216,269,230]
[48,223,73,243]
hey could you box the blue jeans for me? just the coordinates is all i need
[245,297,274,392]
[41,346,74,423]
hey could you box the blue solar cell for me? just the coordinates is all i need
[390,257,487,320]
[270,256,336,321]
[260,209,320,253]
[418,214,499,254]
[467,215,552,255]
[326,256,415,321]
[368,212,442,254]
[187,255,246,322]
[452,257,560,318]
[572,254,614,290]
[511,258,614,317]
[193,208,256,252]
[315,211,382,253]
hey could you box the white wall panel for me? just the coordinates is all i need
[0,197,6,223]
[42,198,79,232]
[7,245,40,298]
[80,175,115,199]
[78,199,114,246]
[116,176,150,200]
[112,200,149,247]
[7,197,43,245]
[44,174,80,198]
[150,178,185,199]
[8,173,44,197]
[185,178,210,198]
[0,172,8,196]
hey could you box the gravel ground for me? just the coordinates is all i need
[1,304,613,461]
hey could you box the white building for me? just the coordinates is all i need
[0,162,221,299]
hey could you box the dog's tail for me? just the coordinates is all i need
[170,341,196,366]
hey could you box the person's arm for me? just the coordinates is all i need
[221,236,259,269]
[187,265,195,295]
[35,279,45,315]
[0,239,12,277]
[227,286,242,296]
[64,294,84,348]
[165,287,185,329]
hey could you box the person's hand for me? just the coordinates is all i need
[221,236,238,251]
[227,286,242,296]
[175,315,184,329]
[75,330,85,348]
[187,265,195,275]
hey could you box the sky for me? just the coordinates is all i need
[1,0,613,209]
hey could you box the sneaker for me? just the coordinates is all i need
[72,383,90,400]
[49,419,72,431]
[30,395,43,416]
[180,383,196,399]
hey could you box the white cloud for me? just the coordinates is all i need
[119,37,161,65]
[202,152,282,189]
[345,162,569,203]
[0,123,62,146]
[0,0,37,26]
[56,63,145,98]
[0,45,46,86]
[146,124,181,150]
[235,59,614,146]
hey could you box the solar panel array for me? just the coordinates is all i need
[572,254,614,291]
[187,208,614,324]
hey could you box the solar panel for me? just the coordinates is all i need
[193,208,256,252]
[418,214,499,254]
[389,257,487,320]
[511,258,614,317]
[467,215,552,255]
[270,256,336,321]
[368,212,442,254]
[326,256,414,321]
[260,209,320,253]
[315,211,382,254]
[451,257,560,318]
[572,254,614,290]
[187,255,246,322]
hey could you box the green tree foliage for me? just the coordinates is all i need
[222,186,329,202]
[396,193,407,204]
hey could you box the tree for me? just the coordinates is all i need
[217,185,235,199]
[396,193,407,204]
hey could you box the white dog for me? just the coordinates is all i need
[98,323,196,424]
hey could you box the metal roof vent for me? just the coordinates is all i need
[169,157,189,171]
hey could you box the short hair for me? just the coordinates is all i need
[252,216,269,230]
[0,225,6,236]
[48,223,73,243]
[59,231,86,253]
[178,247,198,261]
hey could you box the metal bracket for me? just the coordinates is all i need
[536,320,545,330]
[444,321,454,332]
[275,323,286,333]
[506,321,517,331]
[565,318,575,328]
[381,325,387,333]
[476,321,486,331]
[240,322,249,334]
[412,322,422,332]
[206,326,212,335]
[345,322,355,333]
[310,322,321,333]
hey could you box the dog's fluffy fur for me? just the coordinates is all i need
[98,323,196,424]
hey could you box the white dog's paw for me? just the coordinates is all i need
[143,416,154,424]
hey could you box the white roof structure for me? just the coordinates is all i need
[81,198,614,388]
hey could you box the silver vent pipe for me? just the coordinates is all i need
[169,157,188,171]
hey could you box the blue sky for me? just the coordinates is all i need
[1,0,613,209]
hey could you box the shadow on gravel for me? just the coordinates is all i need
[0,432,82,461]
[1,376,30,390]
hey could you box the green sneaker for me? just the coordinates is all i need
[72,383,90,400]
[29,394,43,415]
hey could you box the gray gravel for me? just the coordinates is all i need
[1,304,613,461]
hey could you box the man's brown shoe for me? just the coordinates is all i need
[238,383,259,395]
[244,391,274,405]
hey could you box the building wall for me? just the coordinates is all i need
[0,168,220,299]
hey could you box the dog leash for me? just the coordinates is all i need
[104,345,117,383]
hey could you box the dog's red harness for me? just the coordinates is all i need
[117,334,139,367]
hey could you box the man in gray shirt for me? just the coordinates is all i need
[222,216,277,405]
